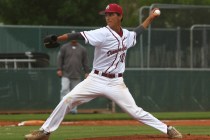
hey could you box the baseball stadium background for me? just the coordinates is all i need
[1,5,210,113]
[0,1,210,140]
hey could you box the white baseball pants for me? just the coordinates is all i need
[41,71,167,134]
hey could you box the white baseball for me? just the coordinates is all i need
[154,9,161,15]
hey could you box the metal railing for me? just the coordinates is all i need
[0,59,36,69]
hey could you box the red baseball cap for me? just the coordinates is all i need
[99,3,123,15]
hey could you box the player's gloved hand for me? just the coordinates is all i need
[44,34,60,48]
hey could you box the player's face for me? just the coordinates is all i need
[105,13,122,29]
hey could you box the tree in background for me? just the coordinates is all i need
[119,0,210,28]
[0,0,119,26]
[0,0,210,28]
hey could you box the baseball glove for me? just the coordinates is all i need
[43,34,60,48]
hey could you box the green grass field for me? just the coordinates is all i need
[0,112,210,140]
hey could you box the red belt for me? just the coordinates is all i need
[94,70,123,78]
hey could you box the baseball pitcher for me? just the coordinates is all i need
[25,3,182,140]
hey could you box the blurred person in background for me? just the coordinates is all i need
[57,31,90,114]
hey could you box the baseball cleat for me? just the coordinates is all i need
[24,130,50,140]
[167,126,182,139]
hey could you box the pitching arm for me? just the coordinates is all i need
[134,8,160,37]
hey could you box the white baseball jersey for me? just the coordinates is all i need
[81,26,136,74]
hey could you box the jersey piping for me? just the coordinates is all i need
[81,31,89,44]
